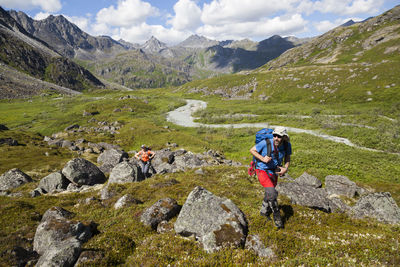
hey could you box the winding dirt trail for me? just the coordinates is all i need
[166,99,397,155]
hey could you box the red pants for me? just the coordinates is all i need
[256,169,277,188]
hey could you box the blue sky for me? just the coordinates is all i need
[0,0,398,45]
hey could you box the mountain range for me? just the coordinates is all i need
[1,5,399,98]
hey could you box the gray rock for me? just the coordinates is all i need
[97,149,128,168]
[325,175,357,198]
[47,139,64,147]
[35,238,81,267]
[0,168,32,191]
[31,188,44,197]
[276,182,333,212]
[38,171,70,193]
[174,152,207,170]
[295,172,322,188]
[141,198,181,230]
[350,192,400,224]
[33,207,94,260]
[245,235,275,258]
[61,140,74,148]
[174,186,248,253]
[114,194,142,209]
[108,161,142,184]
[62,158,106,186]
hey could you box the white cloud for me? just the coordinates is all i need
[313,0,385,16]
[168,0,202,31]
[95,0,159,27]
[313,17,363,33]
[33,12,51,20]
[197,13,307,40]
[0,0,61,12]
[201,0,298,25]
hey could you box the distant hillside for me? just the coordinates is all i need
[180,5,400,104]
[0,7,104,98]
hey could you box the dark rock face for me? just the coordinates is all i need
[0,168,32,191]
[140,198,181,230]
[62,158,106,186]
[325,175,358,198]
[350,192,400,224]
[108,161,142,184]
[33,207,95,266]
[174,186,248,253]
[38,171,70,193]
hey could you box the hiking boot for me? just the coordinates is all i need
[273,211,284,229]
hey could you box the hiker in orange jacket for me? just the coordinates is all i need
[135,145,155,178]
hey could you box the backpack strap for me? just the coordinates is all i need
[266,138,272,157]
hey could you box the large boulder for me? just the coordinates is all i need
[108,161,142,184]
[276,182,333,212]
[0,168,32,191]
[350,192,400,224]
[62,158,106,186]
[325,175,358,198]
[33,207,95,266]
[38,171,70,193]
[140,198,181,230]
[97,149,129,173]
[174,186,248,253]
[174,152,208,170]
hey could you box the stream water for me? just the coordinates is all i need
[166,99,396,154]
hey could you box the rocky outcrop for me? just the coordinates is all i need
[245,235,275,258]
[62,158,106,186]
[295,172,322,188]
[174,186,248,253]
[140,198,181,230]
[33,207,96,266]
[0,168,32,191]
[350,192,400,224]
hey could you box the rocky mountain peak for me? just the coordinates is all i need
[140,36,168,54]
[177,34,219,48]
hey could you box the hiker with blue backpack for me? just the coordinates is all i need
[249,126,292,229]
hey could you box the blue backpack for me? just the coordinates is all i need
[255,128,274,157]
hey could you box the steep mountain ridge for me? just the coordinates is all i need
[0,7,104,98]
[9,10,127,60]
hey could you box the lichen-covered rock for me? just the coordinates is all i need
[174,186,248,253]
[38,171,70,193]
[0,168,32,191]
[140,198,181,230]
[108,161,142,184]
[350,192,400,224]
[245,235,275,258]
[33,207,96,266]
[325,175,357,198]
[295,172,322,188]
[62,158,106,186]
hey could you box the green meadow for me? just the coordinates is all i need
[0,82,399,265]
